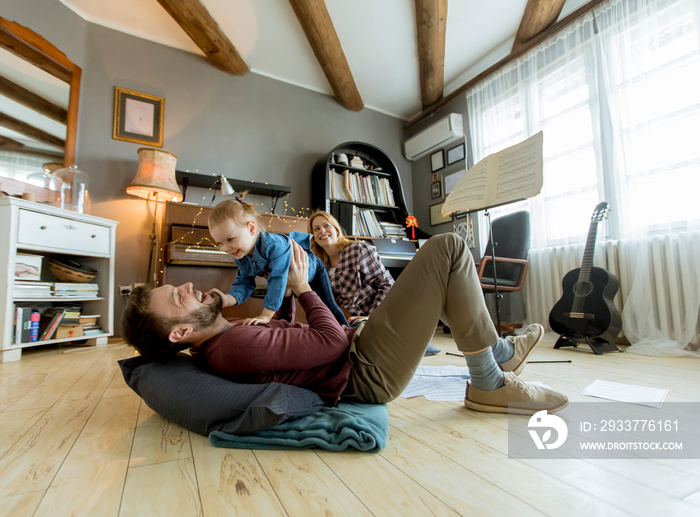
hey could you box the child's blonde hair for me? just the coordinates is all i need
[208,193,264,231]
[307,210,354,266]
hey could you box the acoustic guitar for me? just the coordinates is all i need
[549,202,622,354]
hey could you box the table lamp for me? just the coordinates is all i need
[126,148,183,286]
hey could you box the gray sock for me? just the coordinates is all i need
[490,337,514,364]
[465,347,505,391]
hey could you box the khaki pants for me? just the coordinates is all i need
[348,233,498,403]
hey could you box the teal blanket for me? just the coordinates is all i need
[209,402,388,452]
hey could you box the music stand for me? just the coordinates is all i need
[466,199,525,337]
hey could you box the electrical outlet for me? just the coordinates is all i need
[120,284,132,296]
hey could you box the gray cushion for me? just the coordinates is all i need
[119,355,326,436]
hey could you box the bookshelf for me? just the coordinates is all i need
[311,142,427,240]
[1,197,118,362]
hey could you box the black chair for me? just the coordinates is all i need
[477,211,531,335]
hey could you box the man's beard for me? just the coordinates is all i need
[185,290,223,329]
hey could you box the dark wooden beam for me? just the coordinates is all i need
[513,0,567,52]
[406,0,607,129]
[288,0,364,112]
[155,0,250,75]
[0,112,65,149]
[0,135,64,159]
[415,0,447,109]
[0,76,67,124]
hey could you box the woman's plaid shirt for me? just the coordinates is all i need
[329,241,394,316]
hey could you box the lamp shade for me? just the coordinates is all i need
[126,148,183,202]
[220,175,235,196]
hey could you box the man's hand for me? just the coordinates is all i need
[288,240,311,296]
[207,288,236,308]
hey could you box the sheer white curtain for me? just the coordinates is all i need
[465,0,700,356]
[595,0,700,355]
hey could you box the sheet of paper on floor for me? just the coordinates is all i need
[401,365,470,401]
[581,379,668,408]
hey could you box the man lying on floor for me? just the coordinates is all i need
[121,233,568,415]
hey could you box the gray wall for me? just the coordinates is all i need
[3,1,415,331]
[403,96,480,260]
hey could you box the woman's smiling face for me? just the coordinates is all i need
[311,215,339,249]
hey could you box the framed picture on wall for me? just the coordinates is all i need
[443,169,466,195]
[431,181,442,199]
[430,150,445,172]
[447,143,465,165]
[113,87,164,147]
[430,202,452,226]
[431,172,440,183]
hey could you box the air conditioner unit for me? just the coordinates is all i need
[404,113,463,161]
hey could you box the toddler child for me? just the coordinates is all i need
[207,196,348,326]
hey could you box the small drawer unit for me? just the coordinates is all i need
[17,209,110,255]
[1,197,118,362]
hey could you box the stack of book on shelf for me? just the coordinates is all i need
[13,281,53,298]
[14,307,41,344]
[351,208,384,238]
[53,283,99,298]
[37,305,83,340]
[378,222,407,239]
[329,169,395,206]
[80,314,103,336]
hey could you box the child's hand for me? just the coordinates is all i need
[207,288,236,308]
[242,313,273,326]
[348,315,369,325]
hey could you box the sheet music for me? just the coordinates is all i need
[442,131,543,215]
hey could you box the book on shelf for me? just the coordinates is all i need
[82,325,104,336]
[442,131,543,216]
[53,283,99,297]
[55,305,82,326]
[38,307,67,341]
[14,307,32,344]
[13,281,53,298]
[30,311,41,342]
[329,168,395,207]
[79,314,100,326]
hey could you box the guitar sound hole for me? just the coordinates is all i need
[573,281,593,297]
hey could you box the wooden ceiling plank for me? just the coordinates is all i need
[289,0,363,112]
[407,0,606,128]
[0,76,68,124]
[415,0,447,109]
[156,0,249,75]
[512,0,567,52]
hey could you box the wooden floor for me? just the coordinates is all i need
[1,333,699,517]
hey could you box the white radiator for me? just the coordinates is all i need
[525,232,700,345]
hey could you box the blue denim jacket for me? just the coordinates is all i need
[227,231,318,312]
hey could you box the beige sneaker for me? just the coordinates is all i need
[498,323,544,376]
[464,371,569,414]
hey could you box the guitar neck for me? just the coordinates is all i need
[578,220,599,282]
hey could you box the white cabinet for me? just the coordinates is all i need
[1,198,118,362]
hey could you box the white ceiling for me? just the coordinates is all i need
[59,0,589,121]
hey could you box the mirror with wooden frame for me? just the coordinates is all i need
[0,17,81,198]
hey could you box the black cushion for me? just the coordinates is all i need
[119,355,326,436]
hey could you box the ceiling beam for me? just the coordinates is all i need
[512,0,567,52]
[0,135,63,159]
[407,0,607,129]
[155,0,249,75]
[0,111,65,149]
[288,0,363,112]
[415,0,447,109]
[0,76,67,124]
